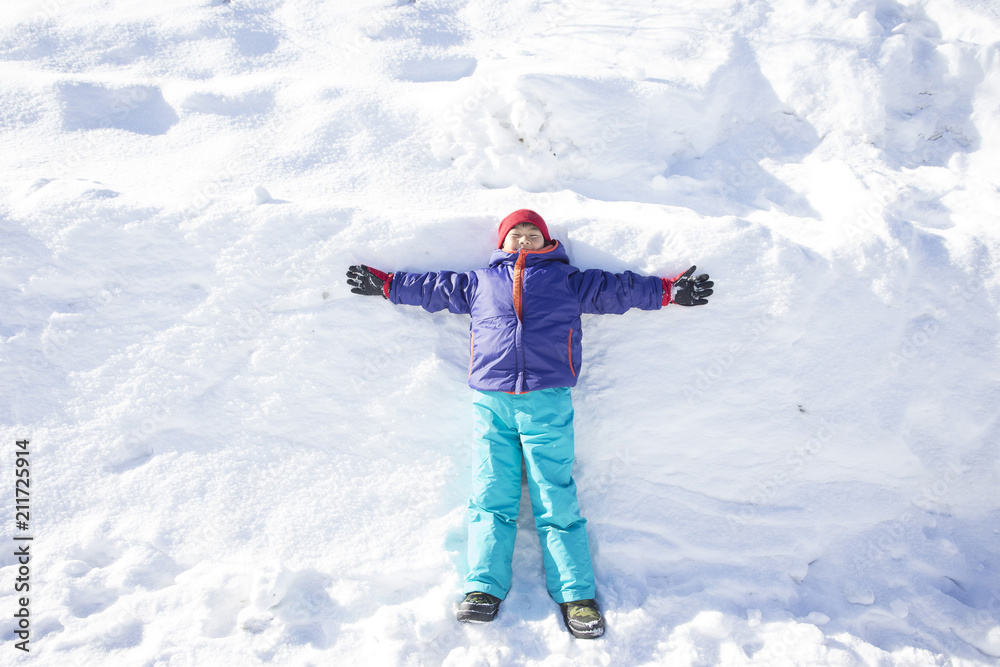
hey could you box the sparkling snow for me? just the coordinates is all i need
[2,0,1000,665]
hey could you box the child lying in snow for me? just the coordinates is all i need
[346,209,712,639]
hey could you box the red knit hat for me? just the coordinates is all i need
[497,209,551,249]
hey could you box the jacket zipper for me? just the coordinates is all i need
[512,250,527,392]
[512,250,526,321]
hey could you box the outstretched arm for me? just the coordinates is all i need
[570,269,664,314]
[570,265,713,314]
[346,265,474,314]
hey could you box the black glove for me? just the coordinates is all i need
[346,265,390,298]
[671,265,713,306]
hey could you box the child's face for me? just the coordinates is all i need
[502,224,547,252]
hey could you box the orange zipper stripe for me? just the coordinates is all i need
[568,328,576,378]
[505,240,561,321]
[513,250,526,320]
[503,241,563,391]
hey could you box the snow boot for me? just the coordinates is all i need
[457,592,501,623]
[559,599,605,638]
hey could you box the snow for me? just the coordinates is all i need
[2,0,1000,664]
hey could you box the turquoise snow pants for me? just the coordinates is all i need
[465,387,596,604]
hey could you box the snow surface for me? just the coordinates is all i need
[2,0,1000,665]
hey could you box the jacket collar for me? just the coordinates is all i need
[489,240,568,267]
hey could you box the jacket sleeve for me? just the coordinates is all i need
[568,269,664,314]
[388,270,475,314]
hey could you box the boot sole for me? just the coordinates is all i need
[565,623,605,638]
[457,609,498,623]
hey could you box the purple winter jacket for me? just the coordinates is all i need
[388,241,664,393]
